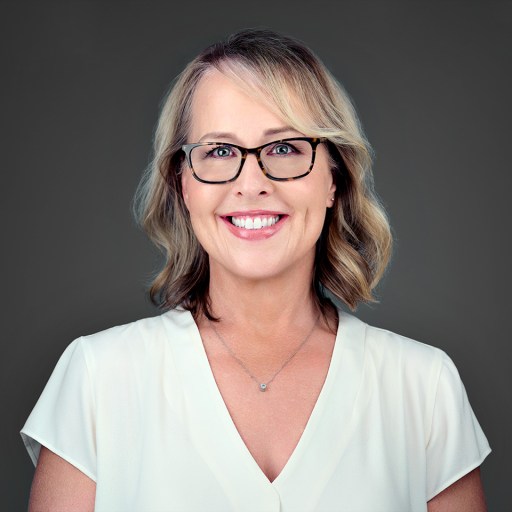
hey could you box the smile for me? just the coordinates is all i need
[229,215,280,230]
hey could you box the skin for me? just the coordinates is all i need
[181,71,336,287]
[28,69,487,511]
[29,446,95,512]
[29,450,486,511]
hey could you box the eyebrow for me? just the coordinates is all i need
[198,126,302,143]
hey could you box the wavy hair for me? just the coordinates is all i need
[134,28,392,319]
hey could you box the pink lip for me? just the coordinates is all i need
[219,210,288,241]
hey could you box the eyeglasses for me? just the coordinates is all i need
[181,137,327,184]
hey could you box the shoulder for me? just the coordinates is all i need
[341,312,464,437]
[365,319,446,366]
[80,308,193,346]
[338,312,491,500]
[342,311,447,363]
[341,311,451,396]
[51,308,199,406]
[76,308,195,373]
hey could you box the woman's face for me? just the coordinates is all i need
[181,69,336,284]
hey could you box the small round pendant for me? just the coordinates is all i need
[259,383,267,392]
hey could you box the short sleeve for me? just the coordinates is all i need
[20,338,97,481]
[426,352,491,500]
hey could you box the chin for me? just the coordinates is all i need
[217,261,284,282]
[210,251,314,284]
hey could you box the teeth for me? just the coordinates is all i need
[230,215,280,230]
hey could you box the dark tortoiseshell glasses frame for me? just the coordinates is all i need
[181,137,328,184]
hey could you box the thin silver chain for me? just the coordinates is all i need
[208,315,319,392]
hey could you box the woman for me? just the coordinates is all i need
[21,29,490,511]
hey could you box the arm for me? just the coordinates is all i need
[427,468,487,512]
[28,446,96,512]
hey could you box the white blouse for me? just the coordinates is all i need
[21,309,490,512]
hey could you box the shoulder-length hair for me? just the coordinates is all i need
[134,28,392,319]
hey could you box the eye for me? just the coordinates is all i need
[267,142,301,157]
[274,143,293,155]
[206,145,235,158]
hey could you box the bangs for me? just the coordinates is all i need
[215,59,337,139]
[213,57,368,155]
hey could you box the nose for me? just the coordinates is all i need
[232,152,274,197]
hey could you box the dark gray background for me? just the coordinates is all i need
[2,1,511,509]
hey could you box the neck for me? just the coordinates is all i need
[204,265,322,341]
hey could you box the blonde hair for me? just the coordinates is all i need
[135,28,392,318]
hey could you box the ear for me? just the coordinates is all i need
[326,181,336,208]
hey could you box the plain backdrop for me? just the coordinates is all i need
[2,1,511,509]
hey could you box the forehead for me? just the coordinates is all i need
[189,69,302,144]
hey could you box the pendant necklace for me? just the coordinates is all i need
[208,314,319,392]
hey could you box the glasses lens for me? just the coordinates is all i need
[260,140,313,179]
[190,144,242,182]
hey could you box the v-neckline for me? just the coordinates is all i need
[163,309,366,507]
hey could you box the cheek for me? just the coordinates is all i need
[181,175,205,214]
[182,181,221,226]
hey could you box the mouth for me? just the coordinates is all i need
[220,211,287,239]
[227,214,282,230]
